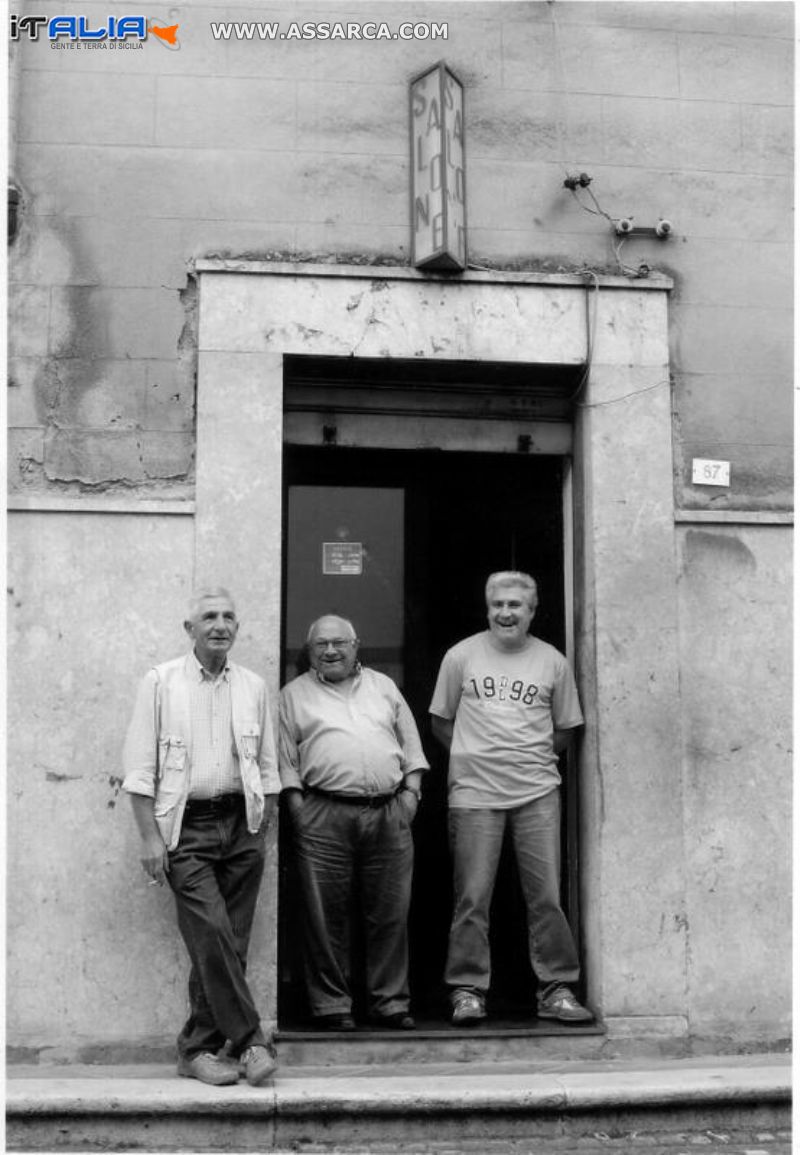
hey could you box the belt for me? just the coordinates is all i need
[184,793,244,816]
[306,786,397,809]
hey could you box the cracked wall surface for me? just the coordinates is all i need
[677,524,791,1044]
[6,512,196,1049]
[8,234,196,491]
[7,0,793,506]
[5,1,794,1057]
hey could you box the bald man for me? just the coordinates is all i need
[279,615,428,1031]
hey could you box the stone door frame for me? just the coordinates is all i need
[195,261,685,1040]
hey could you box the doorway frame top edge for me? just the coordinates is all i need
[195,259,673,293]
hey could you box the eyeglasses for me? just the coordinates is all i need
[310,638,357,652]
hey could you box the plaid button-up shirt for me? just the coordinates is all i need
[184,652,241,799]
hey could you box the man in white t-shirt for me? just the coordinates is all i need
[429,571,592,1026]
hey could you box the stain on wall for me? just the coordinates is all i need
[681,529,757,576]
[7,2,793,506]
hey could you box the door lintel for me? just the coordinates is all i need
[195,258,673,295]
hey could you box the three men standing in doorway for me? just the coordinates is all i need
[430,570,592,1026]
[126,573,589,1066]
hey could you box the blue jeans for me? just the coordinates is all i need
[445,790,579,994]
[167,799,268,1059]
[292,793,414,1017]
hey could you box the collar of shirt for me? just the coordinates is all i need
[190,650,231,683]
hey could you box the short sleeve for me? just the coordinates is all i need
[551,655,583,730]
[429,646,465,721]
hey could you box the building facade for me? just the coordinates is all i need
[7,1,792,1060]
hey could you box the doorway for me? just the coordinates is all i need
[279,443,579,1027]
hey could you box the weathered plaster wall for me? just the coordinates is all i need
[6,0,793,1057]
[6,512,199,1055]
[676,525,792,1045]
[8,1,793,506]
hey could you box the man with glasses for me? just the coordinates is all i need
[279,614,428,1030]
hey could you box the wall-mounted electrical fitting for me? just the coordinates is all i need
[613,217,674,240]
[563,172,592,191]
[562,173,676,260]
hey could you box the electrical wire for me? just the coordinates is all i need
[569,187,615,225]
[612,235,643,278]
[584,185,617,222]
[575,377,670,409]
[457,260,669,411]
[548,0,572,179]
[679,439,792,449]
[551,0,659,281]
[566,270,600,404]
[565,267,672,410]
[566,180,653,277]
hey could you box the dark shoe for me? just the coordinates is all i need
[450,989,487,1026]
[536,983,593,1023]
[311,1013,356,1031]
[177,1051,239,1086]
[239,1044,277,1086]
[371,1012,415,1030]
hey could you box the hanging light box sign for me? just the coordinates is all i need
[410,61,466,271]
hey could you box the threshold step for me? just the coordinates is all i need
[276,1020,605,1066]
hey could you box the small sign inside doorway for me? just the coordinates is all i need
[322,542,363,575]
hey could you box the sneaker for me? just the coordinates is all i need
[450,989,487,1026]
[177,1051,239,1086]
[239,1044,277,1087]
[536,983,593,1023]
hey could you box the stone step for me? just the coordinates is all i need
[6,1053,790,1153]
[276,1020,607,1067]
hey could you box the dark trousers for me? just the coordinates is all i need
[167,799,268,1059]
[293,793,414,1018]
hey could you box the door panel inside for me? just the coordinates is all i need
[285,486,405,685]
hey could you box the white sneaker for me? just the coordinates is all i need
[239,1043,277,1086]
[450,989,487,1026]
[537,983,593,1022]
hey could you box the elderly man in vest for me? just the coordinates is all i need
[123,587,281,1087]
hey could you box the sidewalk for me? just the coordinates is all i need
[6,1052,791,1153]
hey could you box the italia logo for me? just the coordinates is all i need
[9,14,181,48]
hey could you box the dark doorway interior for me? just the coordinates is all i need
[280,444,576,1027]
